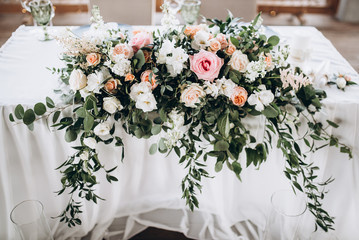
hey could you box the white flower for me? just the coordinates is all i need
[94,122,112,136]
[110,55,131,76]
[229,50,249,72]
[86,71,104,93]
[80,151,89,160]
[129,82,152,101]
[204,81,219,98]
[83,137,97,149]
[336,77,346,89]
[247,85,274,112]
[245,60,267,83]
[160,1,180,28]
[308,104,316,112]
[164,128,184,148]
[157,40,175,64]
[191,30,210,50]
[69,69,87,91]
[103,97,123,114]
[166,47,188,76]
[135,93,157,112]
[180,83,206,108]
[167,109,185,128]
[216,77,236,98]
[280,69,311,91]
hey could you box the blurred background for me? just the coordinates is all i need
[0,0,358,69]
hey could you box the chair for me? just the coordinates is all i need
[88,0,156,25]
[200,0,257,22]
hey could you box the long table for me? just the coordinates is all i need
[0,25,358,240]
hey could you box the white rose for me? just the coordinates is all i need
[191,30,210,50]
[83,137,97,149]
[216,77,236,97]
[204,81,219,98]
[129,82,152,101]
[336,77,346,89]
[135,93,157,112]
[94,122,112,136]
[247,85,274,111]
[80,151,89,160]
[229,50,249,72]
[86,71,104,93]
[180,83,206,108]
[103,97,123,114]
[69,69,87,91]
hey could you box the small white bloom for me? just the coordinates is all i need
[245,60,267,83]
[111,55,131,76]
[204,81,219,98]
[164,128,184,148]
[308,104,316,112]
[157,40,175,64]
[129,82,152,101]
[83,137,97,149]
[191,30,210,50]
[103,97,123,114]
[216,77,237,98]
[166,47,188,77]
[135,93,157,112]
[167,109,185,128]
[69,69,87,91]
[94,122,112,136]
[247,85,274,112]
[86,70,104,93]
[336,77,346,89]
[80,151,89,160]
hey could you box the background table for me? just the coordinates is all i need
[0,25,358,240]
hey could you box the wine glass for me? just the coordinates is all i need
[180,0,201,25]
[29,0,55,41]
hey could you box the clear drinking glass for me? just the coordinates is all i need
[10,200,54,240]
[263,189,307,240]
[29,0,54,41]
[180,0,201,25]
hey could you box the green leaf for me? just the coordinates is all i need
[267,35,280,46]
[9,113,15,122]
[214,140,229,151]
[230,36,240,48]
[34,103,46,116]
[14,104,25,119]
[65,128,77,142]
[46,97,55,108]
[23,109,36,125]
[326,120,339,128]
[76,107,86,118]
[151,124,162,135]
[134,50,145,70]
[252,13,261,27]
[158,138,168,153]
[232,161,242,177]
[293,181,303,192]
[262,105,278,118]
[215,161,223,172]
[149,143,157,155]
[53,111,61,123]
[218,114,230,138]
[84,114,94,132]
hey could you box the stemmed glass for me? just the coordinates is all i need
[22,0,55,41]
[180,0,201,25]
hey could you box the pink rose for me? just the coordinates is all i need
[129,31,153,53]
[113,43,133,59]
[180,83,206,108]
[190,50,224,82]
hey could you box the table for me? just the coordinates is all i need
[0,25,358,240]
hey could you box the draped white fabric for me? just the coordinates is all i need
[0,26,358,240]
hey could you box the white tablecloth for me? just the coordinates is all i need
[0,26,358,240]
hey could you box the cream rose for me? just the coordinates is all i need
[86,53,101,66]
[69,69,87,91]
[113,43,133,59]
[94,122,111,136]
[103,97,123,114]
[209,39,221,52]
[216,33,228,49]
[180,83,206,108]
[229,50,249,72]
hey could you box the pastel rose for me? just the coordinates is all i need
[344,75,352,82]
[103,96,123,114]
[229,50,249,72]
[216,33,228,49]
[129,31,153,53]
[113,43,133,59]
[209,39,221,52]
[86,53,101,66]
[125,73,135,82]
[231,86,248,107]
[104,78,118,94]
[180,83,206,108]
[184,26,200,39]
[141,70,157,89]
[190,50,224,82]
[69,69,87,91]
[264,54,273,68]
[225,44,236,55]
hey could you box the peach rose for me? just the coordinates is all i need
[184,25,201,39]
[228,50,249,72]
[344,75,352,82]
[216,33,228,49]
[180,83,206,108]
[129,31,153,53]
[125,73,135,82]
[209,39,221,52]
[141,70,157,89]
[86,53,101,66]
[225,44,236,55]
[104,78,119,94]
[113,43,133,59]
[264,54,273,68]
[190,50,224,82]
[231,86,247,107]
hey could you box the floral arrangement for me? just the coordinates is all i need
[9,4,354,231]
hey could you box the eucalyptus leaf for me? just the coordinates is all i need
[23,109,36,125]
[14,104,25,120]
[149,143,157,155]
[214,140,229,151]
[267,35,280,46]
[34,103,46,116]
[65,128,77,142]
[46,97,55,108]
[215,161,223,172]
[84,114,94,132]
